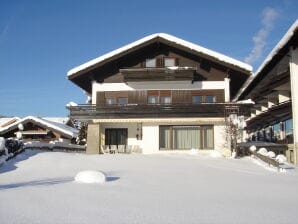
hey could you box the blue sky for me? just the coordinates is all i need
[0,0,297,117]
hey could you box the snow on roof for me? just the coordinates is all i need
[67,33,252,77]
[0,117,20,128]
[0,116,79,138]
[234,19,298,101]
[43,117,70,125]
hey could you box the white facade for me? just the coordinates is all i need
[98,118,228,154]
[92,78,231,154]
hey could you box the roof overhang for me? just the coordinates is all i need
[234,19,298,101]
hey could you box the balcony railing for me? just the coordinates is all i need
[68,103,252,120]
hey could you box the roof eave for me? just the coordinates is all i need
[234,19,298,101]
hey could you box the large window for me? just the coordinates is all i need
[285,119,293,144]
[159,125,214,150]
[105,129,128,146]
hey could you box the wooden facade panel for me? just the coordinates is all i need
[96,89,224,105]
[160,90,171,96]
[96,92,105,105]
[172,90,192,103]
[105,91,128,98]
[147,90,159,96]
[128,90,147,104]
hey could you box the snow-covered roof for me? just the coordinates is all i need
[67,33,252,78]
[0,117,20,128]
[43,117,71,125]
[234,19,298,101]
[0,116,79,138]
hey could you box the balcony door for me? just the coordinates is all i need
[105,128,128,146]
[159,125,214,150]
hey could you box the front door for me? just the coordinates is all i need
[105,128,128,146]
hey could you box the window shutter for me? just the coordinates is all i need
[96,92,105,105]
[175,58,179,66]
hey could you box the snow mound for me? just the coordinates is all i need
[266,151,276,158]
[258,147,268,156]
[210,150,223,158]
[249,145,257,152]
[276,154,287,163]
[75,170,106,184]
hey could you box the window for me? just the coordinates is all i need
[148,95,158,104]
[285,119,293,143]
[160,96,171,104]
[273,123,281,142]
[145,58,157,68]
[106,98,116,105]
[192,95,203,104]
[164,58,175,67]
[206,96,216,103]
[118,97,128,105]
[159,125,214,150]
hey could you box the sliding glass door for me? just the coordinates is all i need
[159,125,213,150]
[105,128,128,146]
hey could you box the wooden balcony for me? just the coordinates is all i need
[121,67,196,82]
[68,103,252,120]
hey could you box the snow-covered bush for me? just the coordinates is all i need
[249,145,257,152]
[266,151,276,158]
[258,147,268,156]
[276,154,287,163]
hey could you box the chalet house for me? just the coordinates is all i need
[235,20,298,164]
[0,116,79,143]
[67,33,252,154]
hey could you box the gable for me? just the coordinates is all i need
[68,33,252,95]
[69,40,251,97]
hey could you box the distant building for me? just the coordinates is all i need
[0,116,78,143]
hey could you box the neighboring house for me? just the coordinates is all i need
[67,33,252,154]
[235,20,298,164]
[0,116,79,142]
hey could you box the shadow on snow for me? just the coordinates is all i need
[0,176,120,190]
[0,177,73,190]
[0,149,48,174]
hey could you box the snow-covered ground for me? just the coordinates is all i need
[0,150,297,224]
